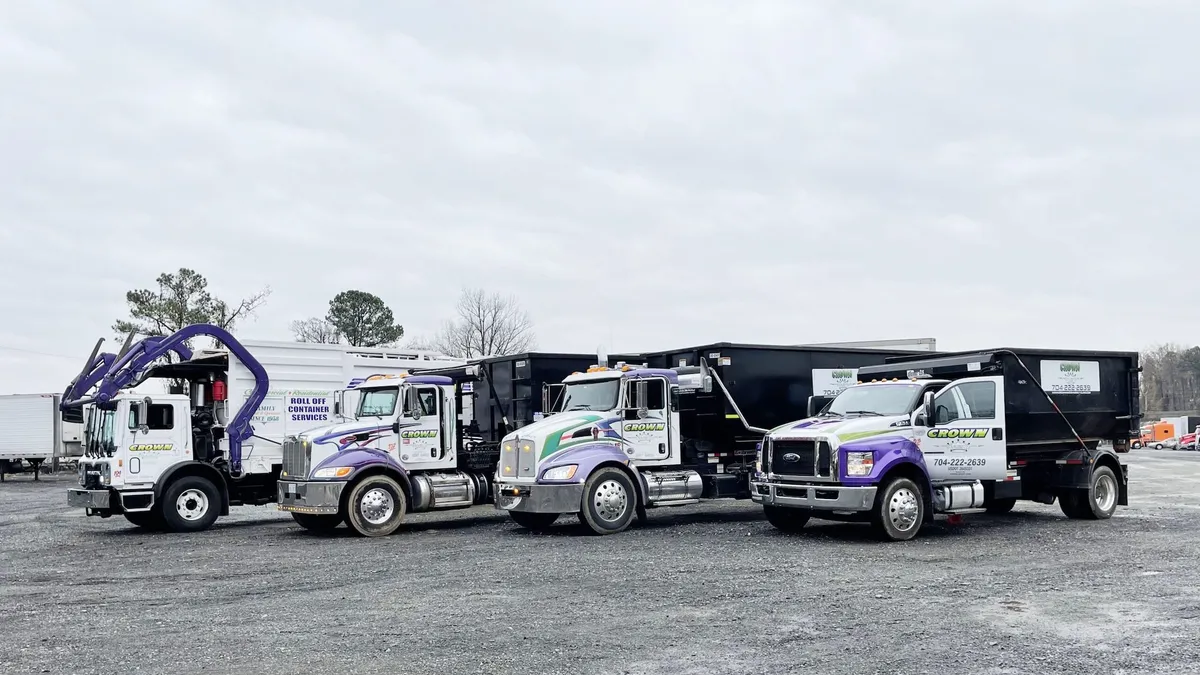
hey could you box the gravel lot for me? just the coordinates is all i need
[3,451,1200,675]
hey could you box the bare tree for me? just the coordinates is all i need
[290,317,342,344]
[432,288,536,358]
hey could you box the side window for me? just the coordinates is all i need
[626,379,667,410]
[418,388,438,416]
[957,381,996,419]
[128,404,174,430]
[933,389,964,424]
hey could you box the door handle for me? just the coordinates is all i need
[992,428,1003,441]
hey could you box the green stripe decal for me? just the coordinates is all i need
[539,415,603,459]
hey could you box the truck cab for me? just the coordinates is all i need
[277,372,494,537]
[752,349,1135,541]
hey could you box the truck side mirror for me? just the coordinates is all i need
[391,421,400,434]
[134,397,151,432]
[333,400,341,416]
[405,388,421,420]
[807,396,832,418]
[916,391,935,426]
[669,387,679,411]
[636,380,648,413]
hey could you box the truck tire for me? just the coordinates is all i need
[763,505,810,533]
[871,477,924,541]
[291,513,343,533]
[1061,466,1119,520]
[123,511,163,530]
[160,476,221,533]
[509,512,559,531]
[579,467,636,535]
[345,475,407,537]
[985,498,1017,515]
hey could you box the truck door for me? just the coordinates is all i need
[923,376,1007,482]
[620,377,671,463]
[397,385,444,467]
[124,401,188,486]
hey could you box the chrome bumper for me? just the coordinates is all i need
[750,480,877,511]
[494,482,584,514]
[68,488,111,510]
[277,480,346,515]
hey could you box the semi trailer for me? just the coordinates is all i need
[65,324,462,532]
[276,352,638,536]
[492,342,923,535]
[751,348,1140,541]
[0,393,84,480]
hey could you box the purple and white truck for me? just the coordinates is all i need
[751,348,1140,540]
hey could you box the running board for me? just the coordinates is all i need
[648,498,700,508]
[938,508,986,515]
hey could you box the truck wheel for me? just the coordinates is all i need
[291,513,343,533]
[985,498,1017,515]
[509,512,559,531]
[123,511,163,530]
[345,475,407,537]
[763,505,810,533]
[161,476,220,533]
[871,477,924,541]
[1064,466,1119,520]
[579,468,636,535]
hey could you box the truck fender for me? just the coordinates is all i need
[542,441,649,508]
[155,461,231,516]
[320,447,412,508]
[1090,451,1128,507]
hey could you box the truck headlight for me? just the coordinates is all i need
[845,452,874,476]
[541,465,577,481]
[312,466,353,479]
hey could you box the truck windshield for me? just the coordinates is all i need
[559,379,621,412]
[86,408,116,456]
[826,383,923,417]
[357,387,398,417]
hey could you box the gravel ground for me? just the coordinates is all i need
[2,451,1199,675]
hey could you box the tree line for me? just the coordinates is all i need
[112,267,536,360]
[1140,344,1200,413]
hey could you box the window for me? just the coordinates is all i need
[128,404,175,430]
[559,379,621,412]
[418,388,438,416]
[933,390,964,424]
[625,378,666,410]
[358,387,398,417]
[934,381,996,423]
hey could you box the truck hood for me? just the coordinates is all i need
[504,409,624,463]
[298,417,417,473]
[768,414,913,447]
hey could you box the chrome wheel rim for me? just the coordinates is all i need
[1094,474,1117,512]
[176,489,209,521]
[888,487,919,531]
[359,487,395,524]
[593,480,629,522]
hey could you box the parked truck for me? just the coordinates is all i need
[751,348,1140,541]
[0,393,84,480]
[276,352,638,536]
[65,324,463,532]
[492,342,922,535]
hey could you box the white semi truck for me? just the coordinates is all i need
[0,393,84,481]
[65,324,462,532]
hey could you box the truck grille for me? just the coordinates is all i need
[281,436,309,480]
[498,437,539,480]
[767,439,833,478]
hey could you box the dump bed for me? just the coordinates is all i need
[642,342,929,453]
[859,348,1140,447]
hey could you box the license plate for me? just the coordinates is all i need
[287,483,296,493]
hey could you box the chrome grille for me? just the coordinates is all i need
[281,436,310,480]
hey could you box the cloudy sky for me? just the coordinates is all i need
[1,0,1197,393]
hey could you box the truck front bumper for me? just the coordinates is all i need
[67,488,112,512]
[277,480,346,515]
[750,480,877,512]
[494,481,584,514]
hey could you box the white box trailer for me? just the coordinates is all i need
[0,393,83,480]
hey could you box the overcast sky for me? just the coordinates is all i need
[1,0,1198,394]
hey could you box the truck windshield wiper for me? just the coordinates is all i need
[844,410,883,416]
[820,411,843,417]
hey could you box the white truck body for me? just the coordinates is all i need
[0,393,82,462]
